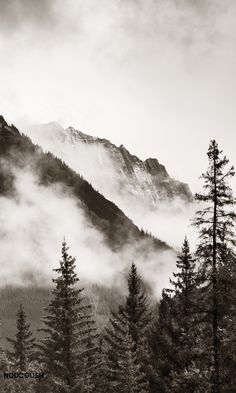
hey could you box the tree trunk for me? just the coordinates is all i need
[212,154,220,393]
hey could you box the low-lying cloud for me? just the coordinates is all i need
[0,161,176,296]
[26,122,197,250]
[1,0,235,198]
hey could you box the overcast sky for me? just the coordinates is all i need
[0,0,236,192]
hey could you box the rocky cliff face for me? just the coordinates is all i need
[27,123,193,211]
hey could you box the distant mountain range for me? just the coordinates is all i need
[27,122,193,214]
[0,115,169,254]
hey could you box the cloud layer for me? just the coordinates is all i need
[0,0,235,194]
[0,161,176,296]
[26,122,197,249]
[0,1,235,294]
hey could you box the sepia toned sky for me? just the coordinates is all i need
[0,0,236,192]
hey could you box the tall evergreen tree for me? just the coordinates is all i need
[105,311,149,393]
[117,325,149,393]
[80,332,105,393]
[194,140,236,393]
[6,304,35,370]
[167,236,196,310]
[105,262,151,392]
[149,290,179,393]
[149,238,199,393]
[37,241,99,393]
[120,262,151,346]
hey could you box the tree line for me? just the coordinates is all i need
[1,139,236,393]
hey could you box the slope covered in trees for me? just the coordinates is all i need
[0,134,235,393]
[149,140,236,393]
[0,115,169,252]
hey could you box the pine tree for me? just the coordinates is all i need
[168,237,200,392]
[217,229,236,392]
[6,304,35,370]
[120,262,151,346]
[149,290,179,393]
[105,311,149,393]
[2,305,37,393]
[118,327,149,393]
[37,240,99,393]
[149,238,202,393]
[194,140,236,393]
[80,333,106,393]
[167,236,196,311]
[105,263,151,392]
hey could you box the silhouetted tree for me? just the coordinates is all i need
[37,241,99,393]
[149,238,202,393]
[105,263,151,392]
[167,236,196,309]
[6,304,35,370]
[149,290,178,393]
[194,140,236,392]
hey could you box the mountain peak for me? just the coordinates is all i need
[0,115,8,128]
[145,158,169,178]
[0,116,20,138]
[65,127,97,144]
[27,122,193,205]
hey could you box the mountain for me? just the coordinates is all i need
[0,116,169,254]
[27,122,193,213]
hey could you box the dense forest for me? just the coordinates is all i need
[0,139,236,393]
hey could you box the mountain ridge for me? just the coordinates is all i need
[27,122,193,211]
[64,125,186,185]
[0,115,169,253]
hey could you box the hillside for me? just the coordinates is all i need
[0,115,169,252]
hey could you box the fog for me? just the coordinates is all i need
[0,0,235,193]
[26,122,197,249]
[0,160,176,296]
[0,0,235,295]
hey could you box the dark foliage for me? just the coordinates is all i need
[194,140,236,392]
[105,263,152,392]
[6,305,36,370]
[36,241,101,392]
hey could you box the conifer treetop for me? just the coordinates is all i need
[6,304,35,371]
[168,236,196,296]
[194,139,236,263]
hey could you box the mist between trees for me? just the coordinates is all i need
[0,139,236,392]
